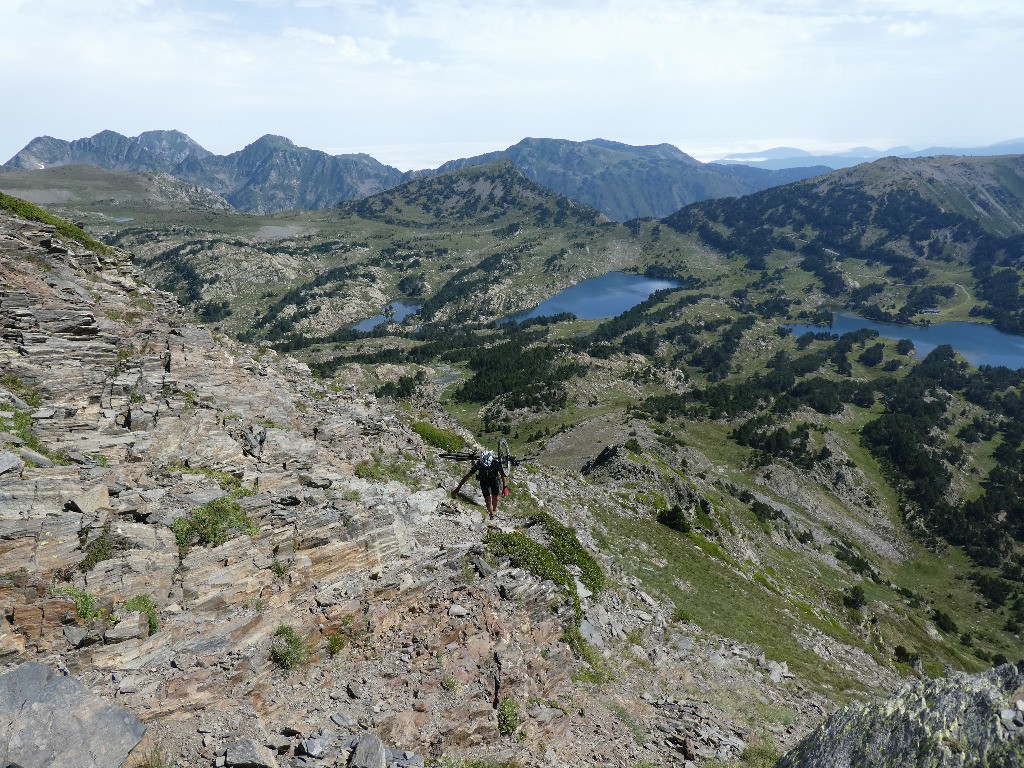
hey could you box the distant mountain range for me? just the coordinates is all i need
[1,130,828,220]
[1,130,405,215]
[714,138,1024,171]
[431,138,828,220]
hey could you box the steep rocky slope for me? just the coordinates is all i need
[0,208,841,766]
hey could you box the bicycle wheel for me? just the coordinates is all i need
[497,438,512,477]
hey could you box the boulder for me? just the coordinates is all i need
[225,737,278,768]
[349,733,387,768]
[0,450,23,476]
[778,662,1024,768]
[0,662,145,768]
[66,483,110,514]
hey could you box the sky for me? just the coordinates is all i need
[2,0,1022,170]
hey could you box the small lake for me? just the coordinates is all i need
[508,272,680,323]
[352,300,422,332]
[787,312,1024,369]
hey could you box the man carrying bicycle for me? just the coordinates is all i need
[452,450,508,519]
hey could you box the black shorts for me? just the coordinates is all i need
[479,475,501,497]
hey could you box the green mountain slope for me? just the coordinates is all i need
[0,164,232,216]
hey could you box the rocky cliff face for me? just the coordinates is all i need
[4,130,212,174]
[3,131,406,215]
[776,662,1024,768]
[0,208,834,766]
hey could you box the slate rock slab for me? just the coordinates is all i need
[778,662,1024,768]
[225,738,278,768]
[349,733,386,768]
[0,662,145,768]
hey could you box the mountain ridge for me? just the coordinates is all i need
[3,130,830,221]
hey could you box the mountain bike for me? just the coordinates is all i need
[439,438,532,480]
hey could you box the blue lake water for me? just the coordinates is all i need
[352,300,422,332]
[787,312,1024,369]
[508,272,680,323]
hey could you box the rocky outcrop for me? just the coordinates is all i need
[0,661,146,768]
[777,662,1024,768]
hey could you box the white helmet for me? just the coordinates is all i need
[480,451,494,467]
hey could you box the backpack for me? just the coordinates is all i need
[476,451,499,480]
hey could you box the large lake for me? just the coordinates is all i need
[788,312,1024,369]
[509,272,680,323]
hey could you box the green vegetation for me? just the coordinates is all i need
[270,624,309,669]
[122,595,159,636]
[485,531,575,608]
[171,497,258,552]
[0,374,43,407]
[167,463,253,498]
[411,420,465,451]
[0,400,70,466]
[327,632,345,657]
[80,524,116,572]
[0,191,111,253]
[241,596,266,613]
[129,746,174,768]
[49,586,106,622]
[608,702,646,745]
[522,509,605,594]
[496,697,522,737]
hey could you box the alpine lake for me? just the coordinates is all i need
[788,311,1024,370]
[353,272,681,330]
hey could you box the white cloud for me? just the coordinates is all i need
[283,26,337,44]
[0,0,1021,167]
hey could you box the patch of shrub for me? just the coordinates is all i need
[657,504,691,534]
[270,624,309,669]
[171,497,258,552]
[0,192,111,253]
[122,595,159,636]
[49,586,105,621]
[526,510,605,594]
[80,523,116,572]
[497,697,521,736]
[932,609,959,634]
[894,645,920,664]
[411,421,464,452]
[842,584,867,610]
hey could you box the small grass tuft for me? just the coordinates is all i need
[122,594,159,636]
[171,497,258,553]
[497,697,522,737]
[270,624,309,669]
[411,421,465,451]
